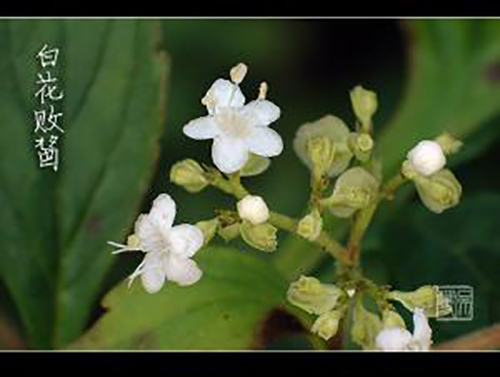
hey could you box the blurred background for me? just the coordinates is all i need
[1,19,499,349]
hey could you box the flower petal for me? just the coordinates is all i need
[140,252,168,294]
[134,214,165,252]
[411,308,432,350]
[169,224,204,258]
[203,79,245,114]
[245,126,283,157]
[183,116,220,140]
[165,255,203,286]
[212,136,249,173]
[375,327,413,351]
[242,99,281,127]
[149,194,176,230]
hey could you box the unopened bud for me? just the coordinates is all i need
[240,220,277,252]
[297,209,323,241]
[237,195,269,225]
[170,159,208,193]
[240,153,270,177]
[287,275,345,315]
[350,85,378,131]
[382,309,406,328]
[351,297,383,350]
[217,223,240,241]
[349,132,374,162]
[387,285,452,318]
[435,132,463,155]
[322,167,379,218]
[294,115,353,177]
[414,169,462,214]
[311,310,343,341]
[407,140,446,176]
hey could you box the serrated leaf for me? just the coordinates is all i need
[73,247,293,350]
[0,19,168,348]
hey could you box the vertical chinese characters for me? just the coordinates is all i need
[34,44,64,171]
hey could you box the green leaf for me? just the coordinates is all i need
[0,20,168,348]
[73,247,297,350]
[272,20,500,279]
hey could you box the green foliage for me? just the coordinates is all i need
[74,247,295,350]
[0,20,168,348]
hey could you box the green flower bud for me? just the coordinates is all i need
[434,132,463,155]
[297,209,323,241]
[414,169,462,214]
[351,297,382,350]
[195,218,219,246]
[382,309,406,328]
[322,167,379,218]
[348,132,374,162]
[293,115,353,177]
[240,220,277,252]
[240,153,271,177]
[387,285,453,318]
[217,223,240,241]
[287,275,345,315]
[306,136,337,177]
[170,159,208,193]
[350,85,378,131]
[311,310,343,341]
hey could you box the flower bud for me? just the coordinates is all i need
[311,310,343,341]
[237,195,269,225]
[297,209,323,241]
[294,115,353,177]
[387,285,453,318]
[407,140,446,176]
[414,169,462,214]
[322,167,379,218]
[306,137,337,177]
[287,276,345,315]
[170,159,208,193]
[349,132,374,162]
[240,220,277,252]
[351,298,382,350]
[350,85,378,131]
[195,218,219,246]
[217,223,240,241]
[434,132,463,155]
[240,153,270,177]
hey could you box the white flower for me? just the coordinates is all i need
[407,140,446,176]
[375,308,433,351]
[237,195,270,225]
[108,194,204,294]
[183,65,283,174]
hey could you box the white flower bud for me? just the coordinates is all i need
[237,195,269,225]
[407,140,446,176]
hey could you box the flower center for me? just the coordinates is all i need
[214,108,252,139]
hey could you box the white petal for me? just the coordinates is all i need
[376,327,413,351]
[244,126,283,157]
[140,252,168,294]
[183,116,220,140]
[168,224,204,258]
[212,136,249,173]
[149,194,176,230]
[411,308,432,350]
[242,99,281,127]
[203,79,245,114]
[134,215,163,252]
[165,255,203,286]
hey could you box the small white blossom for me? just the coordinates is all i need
[183,65,283,174]
[407,140,446,176]
[376,308,433,351]
[108,194,204,294]
[237,195,269,225]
